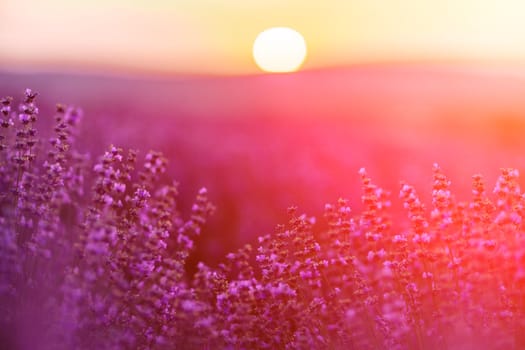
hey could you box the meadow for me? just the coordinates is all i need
[2,66,525,349]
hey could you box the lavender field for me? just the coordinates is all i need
[3,66,525,349]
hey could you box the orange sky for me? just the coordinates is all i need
[2,0,525,75]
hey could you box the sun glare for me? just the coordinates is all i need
[252,27,307,73]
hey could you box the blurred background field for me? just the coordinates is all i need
[3,64,525,264]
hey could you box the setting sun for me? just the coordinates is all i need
[252,27,307,73]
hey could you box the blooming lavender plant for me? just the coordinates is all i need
[2,89,525,349]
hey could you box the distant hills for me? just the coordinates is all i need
[3,64,525,142]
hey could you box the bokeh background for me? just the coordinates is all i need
[3,0,525,264]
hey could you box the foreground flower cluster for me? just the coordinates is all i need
[1,90,525,349]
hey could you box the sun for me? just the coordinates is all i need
[252,27,307,73]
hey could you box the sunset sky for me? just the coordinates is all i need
[2,0,525,75]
